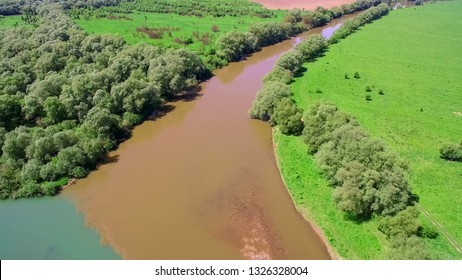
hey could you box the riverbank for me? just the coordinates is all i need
[251,0,356,10]
[272,130,341,260]
[273,131,385,259]
[279,0,462,259]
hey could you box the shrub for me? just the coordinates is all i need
[388,235,431,260]
[365,85,372,92]
[439,143,462,162]
[378,89,384,95]
[249,82,291,121]
[365,94,372,101]
[354,71,360,79]
[270,98,304,135]
[378,207,420,238]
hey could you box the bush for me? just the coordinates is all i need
[263,66,294,85]
[249,82,291,121]
[270,98,304,135]
[354,71,360,78]
[439,143,462,162]
[419,225,439,239]
[365,85,372,92]
[276,50,303,73]
[388,235,431,260]
[365,94,372,101]
[378,207,420,238]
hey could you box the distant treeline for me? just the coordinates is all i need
[0,7,208,198]
[71,0,276,18]
[249,3,437,259]
[0,0,122,16]
[250,3,390,134]
[210,0,393,68]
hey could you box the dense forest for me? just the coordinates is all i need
[0,6,208,198]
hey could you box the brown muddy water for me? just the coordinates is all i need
[64,18,349,260]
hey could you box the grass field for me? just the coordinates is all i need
[75,11,283,51]
[278,1,462,259]
[0,15,27,29]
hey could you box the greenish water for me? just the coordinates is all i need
[0,197,120,259]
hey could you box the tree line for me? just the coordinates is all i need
[211,0,392,68]
[72,0,276,18]
[0,0,122,16]
[328,3,390,44]
[0,6,208,198]
[248,3,437,259]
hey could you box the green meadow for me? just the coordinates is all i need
[278,1,462,259]
[0,15,27,29]
[75,11,283,50]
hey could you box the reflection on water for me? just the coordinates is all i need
[323,23,343,39]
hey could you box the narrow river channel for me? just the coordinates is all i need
[64,18,351,260]
[0,16,351,260]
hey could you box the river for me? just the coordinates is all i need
[0,17,350,260]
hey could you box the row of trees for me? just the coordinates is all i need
[249,34,328,135]
[248,3,435,259]
[0,0,123,16]
[212,0,391,68]
[301,103,434,259]
[249,1,392,135]
[303,102,414,217]
[0,7,208,198]
[92,0,276,18]
[329,3,390,44]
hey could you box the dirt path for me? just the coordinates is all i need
[416,204,462,255]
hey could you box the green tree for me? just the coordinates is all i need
[276,50,303,74]
[249,82,292,121]
[270,98,304,135]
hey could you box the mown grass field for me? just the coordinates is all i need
[75,11,283,50]
[279,1,462,259]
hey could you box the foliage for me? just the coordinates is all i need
[303,102,414,217]
[106,0,275,18]
[387,235,431,260]
[439,143,462,162]
[0,8,207,198]
[216,31,257,62]
[249,82,291,121]
[271,98,304,135]
[0,0,123,16]
[329,3,390,44]
[296,34,327,61]
[291,1,462,258]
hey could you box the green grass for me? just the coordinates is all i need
[282,1,462,259]
[274,131,386,259]
[75,11,283,50]
[0,15,28,29]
